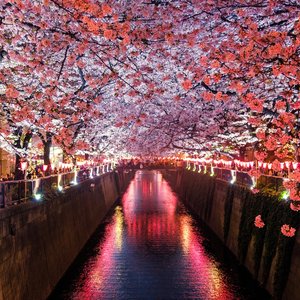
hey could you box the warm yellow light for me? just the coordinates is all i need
[114,206,124,250]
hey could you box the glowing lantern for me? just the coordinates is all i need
[230,170,237,184]
[42,165,48,172]
[292,162,298,169]
[20,161,28,171]
[258,161,263,168]
[198,165,201,173]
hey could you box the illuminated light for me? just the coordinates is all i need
[114,206,124,250]
[72,170,78,185]
[42,164,48,172]
[258,161,263,168]
[250,161,254,168]
[198,165,201,173]
[58,185,63,192]
[96,166,100,176]
[268,163,272,170]
[280,163,284,170]
[292,162,298,169]
[33,178,41,195]
[90,168,94,179]
[180,215,191,254]
[210,166,214,177]
[193,164,196,172]
[57,174,62,188]
[280,190,289,201]
[230,170,236,184]
[285,161,291,168]
[34,193,42,201]
[263,163,267,169]
[250,176,257,190]
[204,165,207,174]
[20,161,27,171]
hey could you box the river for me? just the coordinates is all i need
[49,170,270,300]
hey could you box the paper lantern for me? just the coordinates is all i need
[20,161,27,171]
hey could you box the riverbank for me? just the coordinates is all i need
[163,169,300,300]
[0,170,134,300]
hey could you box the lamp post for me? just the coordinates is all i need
[20,161,28,200]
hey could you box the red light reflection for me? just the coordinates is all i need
[67,170,237,299]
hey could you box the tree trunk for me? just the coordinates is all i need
[14,154,24,180]
[14,126,24,180]
[43,132,52,175]
[43,142,51,165]
[62,150,67,163]
[72,156,76,166]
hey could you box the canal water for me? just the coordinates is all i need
[49,170,270,300]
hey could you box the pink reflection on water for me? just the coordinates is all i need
[70,170,236,299]
[179,214,234,299]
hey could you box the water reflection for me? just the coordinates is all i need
[50,170,269,300]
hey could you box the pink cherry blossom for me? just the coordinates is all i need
[254,215,265,228]
[281,224,296,237]
[290,202,300,212]
[251,188,260,194]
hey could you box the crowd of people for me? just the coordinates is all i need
[0,164,93,182]
[0,173,15,182]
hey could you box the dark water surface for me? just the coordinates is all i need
[49,170,270,300]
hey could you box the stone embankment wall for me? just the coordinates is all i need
[0,170,133,300]
[164,169,300,300]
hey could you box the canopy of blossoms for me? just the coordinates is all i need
[0,1,300,175]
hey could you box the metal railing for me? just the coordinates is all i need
[0,164,113,208]
[186,162,284,191]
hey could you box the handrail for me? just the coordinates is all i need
[185,162,284,191]
[0,164,114,209]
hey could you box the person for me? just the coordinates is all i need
[27,169,33,179]
[36,168,45,178]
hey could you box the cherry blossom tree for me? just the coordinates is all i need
[1,0,300,186]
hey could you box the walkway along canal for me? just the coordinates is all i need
[50,170,270,299]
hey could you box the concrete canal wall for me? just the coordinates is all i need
[164,169,300,300]
[0,170,133,300]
